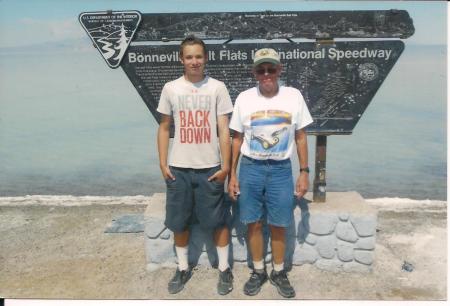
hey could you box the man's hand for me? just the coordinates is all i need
[160,165,175,181]
[294,172,309,198]
[227,175,240,201]
[208,168,228,183]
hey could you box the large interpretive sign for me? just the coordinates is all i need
[80,10,414,134]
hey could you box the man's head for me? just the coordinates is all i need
[253,48,280,67]
[180,35,207,82]
[252,48,282,96]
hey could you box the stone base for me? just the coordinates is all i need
[144,192,377,273]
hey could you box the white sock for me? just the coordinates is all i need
[273,262,284,272]
[175,246,189,271]
[216,244,230,272]
[253,260,265,271]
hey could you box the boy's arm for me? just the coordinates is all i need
[157,114,174,180]
[208,114,231,182]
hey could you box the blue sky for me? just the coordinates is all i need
[0,0,447,48]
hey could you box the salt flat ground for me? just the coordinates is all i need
[0,197,446,300]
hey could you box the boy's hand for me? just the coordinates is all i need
[161,165,175,181]
[208,168,228,183]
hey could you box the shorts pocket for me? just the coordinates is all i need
[165,178,177,189]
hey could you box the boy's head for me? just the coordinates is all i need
[179,35,207,58]
[179,35,208,81]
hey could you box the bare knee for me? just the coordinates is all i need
[214,226,230,247]
[269,225,286,241]
[174,230,190,247]
[248,221,263,234]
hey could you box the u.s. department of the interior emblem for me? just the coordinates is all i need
[79,11,141,68]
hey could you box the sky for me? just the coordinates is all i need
[0,0,447,49]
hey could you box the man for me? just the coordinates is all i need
[157,36,234,295]
[228,48,313,298]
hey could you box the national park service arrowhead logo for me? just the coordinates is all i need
[79,10,142,68]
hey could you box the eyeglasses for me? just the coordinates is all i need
[255,67,277,75]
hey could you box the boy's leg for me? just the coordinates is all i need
[214,226,234,295]
[174,230,190,271]
[214,226,230,271]
[193,166,233,295]
[164,167,194,294]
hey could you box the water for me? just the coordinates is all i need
[0,44,446,200]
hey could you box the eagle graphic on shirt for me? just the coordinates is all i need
[250,110,291,157]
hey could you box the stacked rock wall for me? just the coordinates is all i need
[144,192,377,272]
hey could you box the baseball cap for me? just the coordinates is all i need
[253,48,280,67]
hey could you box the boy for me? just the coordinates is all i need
[157,36,234,295]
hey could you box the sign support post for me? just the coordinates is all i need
[313,135,327,202]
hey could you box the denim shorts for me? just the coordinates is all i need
[164,165,227,232]
[238,155,295,227]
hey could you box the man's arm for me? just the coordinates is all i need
[157,114,174,180]
[208,114,231,182]
[295,128,309,198]
[228,131,243,201]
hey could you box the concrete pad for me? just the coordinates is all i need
[300,191,377,215]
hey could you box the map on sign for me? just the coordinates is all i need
[79,11,142,68]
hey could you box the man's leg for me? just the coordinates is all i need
[265,160,296,298]
[269,225,286,271]
[248,221,264,268]
[268,224,295,298]
[237,157,268,296]
[243,221,268,296]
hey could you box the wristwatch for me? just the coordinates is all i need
[300,167,310,173]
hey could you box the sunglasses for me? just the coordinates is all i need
[255,67,278,75]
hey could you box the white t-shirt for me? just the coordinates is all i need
[157,76,233,168]
[229,86,313,160]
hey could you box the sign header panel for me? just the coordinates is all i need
[134,10,414,41]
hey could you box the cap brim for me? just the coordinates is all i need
[253,58,280,67]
